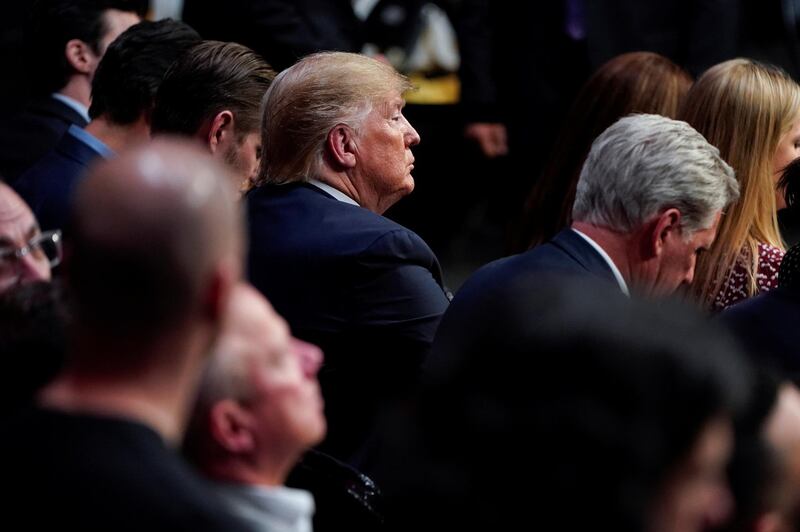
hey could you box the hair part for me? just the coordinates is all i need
[255,51,413,187]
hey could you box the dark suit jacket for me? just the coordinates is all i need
[13,128,104,233]
[246,183,450,463]
[182,0,363,71]
[721,287,800,384]
[0,96,88,183]
[430,229,620,372]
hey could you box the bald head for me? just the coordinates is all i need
[68,138,243,344]
[0,183,52,293]
[199,284,284,403]
[186,283,326,480]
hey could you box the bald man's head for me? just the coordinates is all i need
[68,138,243,346]
[0,183,54,293]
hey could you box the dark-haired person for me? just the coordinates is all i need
[778,155,800,247]
[0,281,68,415]
[372,277,750,532]
[151,40,275,192]
[516,51,692,251]
[0,0,141,182]
[13,19,201,234]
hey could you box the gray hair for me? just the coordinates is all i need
[572,114,739,234]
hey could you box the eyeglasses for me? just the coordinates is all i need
[0,230,62,270]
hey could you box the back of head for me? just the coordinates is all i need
[521,52,693,249]
[151,40,274,138]
[88,19,201,125]
[572,113,738,234]
[680,59,799,305]
[379,278,751,531]
[26,0,146,95]
[67,138,243,355]
[257,51,413,186]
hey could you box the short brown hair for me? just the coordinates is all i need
[151,40,275,138]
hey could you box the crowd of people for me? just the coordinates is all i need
[4,1,800,531]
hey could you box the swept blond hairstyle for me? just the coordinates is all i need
[256,52,413,186]
[680,59,800,307]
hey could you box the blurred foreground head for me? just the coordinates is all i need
[67,137,243,356]
[377,278,752,532]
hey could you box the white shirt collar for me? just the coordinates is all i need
[51,93,90,123]
[571,228,630,296]
[307,178,360,207]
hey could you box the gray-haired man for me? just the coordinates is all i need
[442,113,739,302]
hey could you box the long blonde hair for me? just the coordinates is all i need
[680,59,799,307]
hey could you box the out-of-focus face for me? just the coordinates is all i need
[353,91,420,214]
[649,417,735,532]
[650,211,721,296]
[224,130,261,193]
[764,384,800,530]
[773,118,800,210]
[242,295,326,455]
[0,187,52,293]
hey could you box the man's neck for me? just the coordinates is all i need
[571,221,634,285]
[207,450,301,488]
[57,76,92,109]
[38,331,209,445]
[85,115,150,153]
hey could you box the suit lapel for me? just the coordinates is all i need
[550,229,618,284]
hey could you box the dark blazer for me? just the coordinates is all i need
[13,128,104,233]
[452,228,619,299]
[0,96,88,183]
[721,287,800,384]
[430,229,621,372]
[246,183,450,463]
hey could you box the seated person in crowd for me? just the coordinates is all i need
[0,281,68,414]
[2,139,250,530]
[185,283,326,532]
[371,277,751,532]
[436,114,738,347]
[0,0,140,182]
[247,51,451,464]
[0,182,59,294]
[680,59,800,311]
[517,51,692,251]
[151,40,275,192]
[14,18,201,233]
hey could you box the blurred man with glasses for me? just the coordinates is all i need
[0,182,60,293]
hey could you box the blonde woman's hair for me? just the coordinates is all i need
[680,59,800,307]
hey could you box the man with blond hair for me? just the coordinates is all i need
[246,51,450,464]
